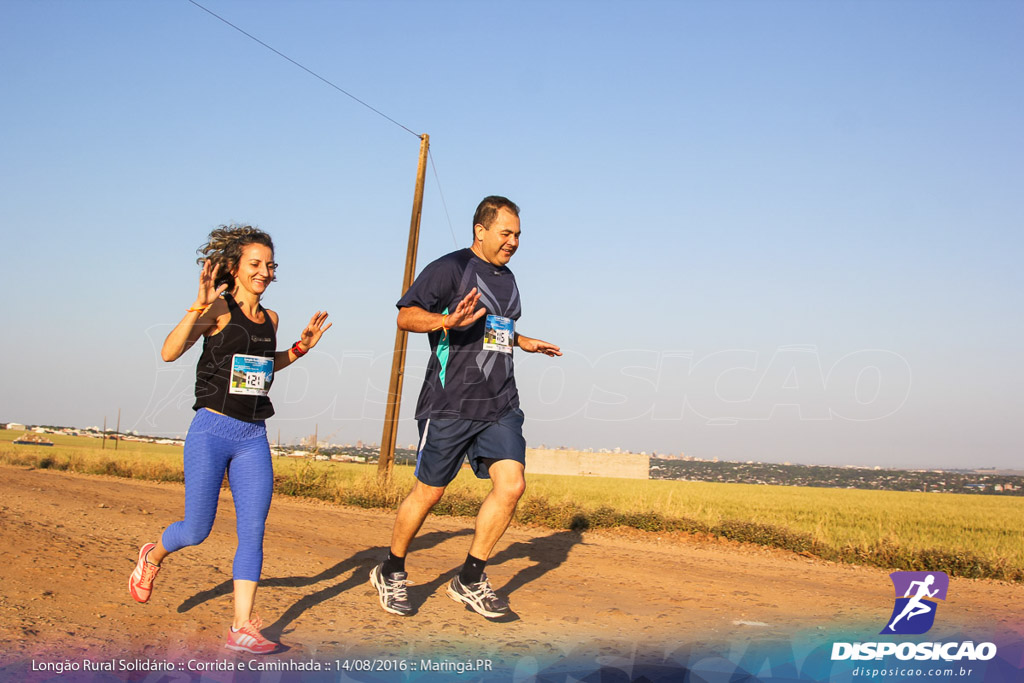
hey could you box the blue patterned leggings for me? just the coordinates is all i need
[160,408,273,581]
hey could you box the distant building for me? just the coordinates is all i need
[527,448,649,479]
[331,454,367,463]
[5,423,26,431]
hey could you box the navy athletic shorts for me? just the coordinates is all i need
[414,407,526,487]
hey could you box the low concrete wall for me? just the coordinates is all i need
[526,449,650,479]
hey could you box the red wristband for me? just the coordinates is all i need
[291,341,308,357]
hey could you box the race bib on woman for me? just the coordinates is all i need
[229,354,274,396]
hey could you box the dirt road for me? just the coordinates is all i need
[1,465,1021,680]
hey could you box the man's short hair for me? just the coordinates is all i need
[473,196,520,232]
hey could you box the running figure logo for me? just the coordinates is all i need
[881,571,949,635]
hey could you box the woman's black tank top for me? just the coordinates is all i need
[192,293,277,421]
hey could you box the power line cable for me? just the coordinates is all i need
[186,0,419,138]
[187,1,459,250]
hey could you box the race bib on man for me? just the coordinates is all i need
[483,315,514,354]
[229,354,274,396]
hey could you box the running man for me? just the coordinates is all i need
[370,196,561,619]
[888,574,939,631]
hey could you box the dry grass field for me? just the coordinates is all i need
[2,431,1021,579]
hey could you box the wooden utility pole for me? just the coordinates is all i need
[115,408,121,450]
[102,416,106,450]
[378,133,430,480]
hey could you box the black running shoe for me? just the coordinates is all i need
[446,573,510,618]
[370,563,413,616]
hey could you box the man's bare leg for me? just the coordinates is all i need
[390,480,446,557]
[370,479,446,616]
[446,459,525,617]
[468,459,526,560]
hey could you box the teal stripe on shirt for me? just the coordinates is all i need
[436,307,450,388]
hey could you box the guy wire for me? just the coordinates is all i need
[429,150,459,248]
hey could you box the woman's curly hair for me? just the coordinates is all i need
[196,224,276,292]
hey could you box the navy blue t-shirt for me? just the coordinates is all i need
[397,248,522,421]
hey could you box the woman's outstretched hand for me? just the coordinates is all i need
[296,311,332,352]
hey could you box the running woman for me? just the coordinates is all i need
[129,224,331,654]
[370,196,561,619]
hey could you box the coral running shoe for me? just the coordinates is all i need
[225,614,279,654]
[128,543,161,603]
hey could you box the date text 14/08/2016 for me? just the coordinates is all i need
[338,659,494,674]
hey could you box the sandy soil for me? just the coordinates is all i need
[1,464,1022,679]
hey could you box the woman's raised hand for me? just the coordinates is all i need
[296,311,332,352]
[195,259,229,308]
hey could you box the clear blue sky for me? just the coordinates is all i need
[2,0,1021,469]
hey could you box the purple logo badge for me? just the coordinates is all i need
[881,571,949,635]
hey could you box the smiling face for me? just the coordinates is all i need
[473,207,521,267]
[232,243,276,297]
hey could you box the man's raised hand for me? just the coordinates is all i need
[446,287,487,329]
